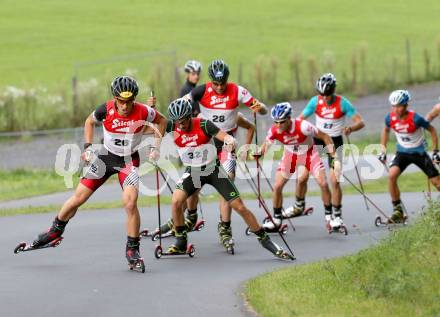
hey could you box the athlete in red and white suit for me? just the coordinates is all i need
[185,65,267,247]
[30,76,167,266]
[260,104,339,229]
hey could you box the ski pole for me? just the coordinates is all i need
[341,173,394,223]
[238,162,296,258]
[252,112,262,208]
[345,134,369,210]
[154,162,163,248]
[145,158,174,194]
[254,163,296,230]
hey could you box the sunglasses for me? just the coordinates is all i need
[274,120,288,124]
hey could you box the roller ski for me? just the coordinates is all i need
[155,231,195,259]
[126,237,145,273]
[247,216,288,236]
[262,206,313,224]
[14,237,64,254]
[258,232,295,261]
[375,205,408,228]
[151,211,205,241]
[325,214,348,235]
[218,222,235,255]
[14,217,67,254]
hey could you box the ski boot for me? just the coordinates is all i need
[151,218,175,241]
[184,211,198,231]
[257,215,288,235]
[218,222,235,254]
[155,230,195,258]
[15,217,68,253]
[282,204,314,219]
[387,204,407,224]
[257,231,295,260]
[326,213,348,235]
[126,237,145,273]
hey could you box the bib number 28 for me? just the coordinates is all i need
[114,139,129,146]
[212,115,225,123]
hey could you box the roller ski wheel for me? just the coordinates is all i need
[375,215,408,228]
[155,244,195,258]
[326,220,348,235]
[128,258,145,273]
[275,251,295,261]
[140,229,151,238]
[222,239,235,255]
[245,227,251,236]
[14,237,64,254]
[193,219,205,232]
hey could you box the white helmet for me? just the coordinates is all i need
[389,90,411,106]
[184,60,202,73]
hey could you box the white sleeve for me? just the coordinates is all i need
[300,120,318,137]
[238,85,253,104]
[145,106,158,123]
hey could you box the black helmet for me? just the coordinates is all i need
[168,98,193,121]
[111,76,139,99]
[184,60,202,73]
[315,73,336,96]
[208,59,230,83]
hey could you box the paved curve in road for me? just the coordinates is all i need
[0,192,434,317]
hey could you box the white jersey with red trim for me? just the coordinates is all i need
[192,82,254,132]
[94,100,158,156]
[266,118,318,154]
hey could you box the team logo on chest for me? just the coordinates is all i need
[283,135,299,144]
[394,122,410,133]
[181,134,199,146]
[320,107,337,118]
[210,95,230,108]
[111,119,135,131]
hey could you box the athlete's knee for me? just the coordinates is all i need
[273,182,284,194]
[431,176,440,189]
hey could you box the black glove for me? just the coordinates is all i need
[378,152,387,163]
[432,150,440,164]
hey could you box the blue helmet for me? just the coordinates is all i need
[389,90,411,106]
[271,102,292,121]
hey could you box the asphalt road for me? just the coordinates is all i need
[0,192,433,317]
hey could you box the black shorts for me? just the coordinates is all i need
[81,149,140,191]
[390,152,439,178]
[176,161,240,202]
[313,135,344,166]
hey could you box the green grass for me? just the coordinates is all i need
[0,169,80,202]
[245,201,440,317]
[2,0,440,131]
[3,0,440,90]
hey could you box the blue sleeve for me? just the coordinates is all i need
[384,114,391,127]
[413,113,430,129]
[341,97,357,118]
[302,96,318,118]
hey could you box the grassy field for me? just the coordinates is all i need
[0,169,80,202]
[3,0,440,89]
[2,0,440,130]
[245,200,440,317]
